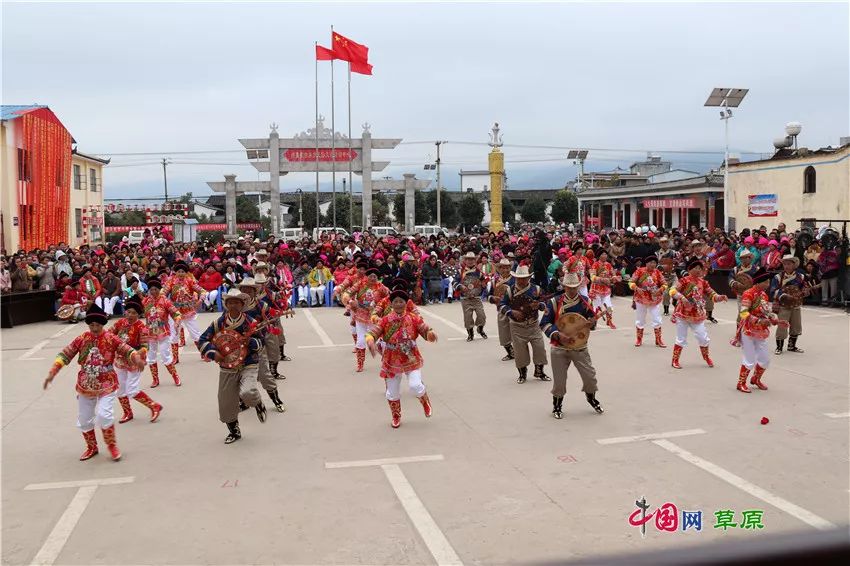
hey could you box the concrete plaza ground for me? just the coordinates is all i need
[2,297,848,565]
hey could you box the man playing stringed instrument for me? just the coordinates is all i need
[499,264,550,384]
[240,277,285,413]
[539,272,604,420]
[770,255,806,355]
[488,258,515,361]
[629,255,667,348]
[458,251,488,341]
[197,288,267,444]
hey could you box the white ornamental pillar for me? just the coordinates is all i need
[224,174,237,238]
[269,126,281,236]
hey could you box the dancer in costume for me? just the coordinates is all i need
[629,255,667,347]
[771,255,807,355]
[669,259,727,369]
[366,286,438,428]
[239,277,285,413]
[197,288,268,444]
[589,250,618,329]
[499,264,550,384]
[43,304,145,461]
[346,267,389,372]
[142,278,182,387]
[458,251,488,341]
[736,269,788,393]
[111,295,163,423]
[488,258,515,361]
[163,261,206,363]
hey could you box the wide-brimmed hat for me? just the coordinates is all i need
[511,265,532,278]
[781,255,800,268]
[739,249,754,258]
[253,273,268,285]
[223,288,249,305]
[561,272,581,288]
[498,258,511,267]
[238,277,256,288]
[254,262,269,271]
[463,251,477,259]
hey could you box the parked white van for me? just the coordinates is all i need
[414,225,444,237]
[127,230,146,244]
[279,227,304,240]
[369,226,398,238]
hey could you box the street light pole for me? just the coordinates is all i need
[296,189,304,228]
[161,158,170,203]
[705,87,748,232]
[435,141,447,227]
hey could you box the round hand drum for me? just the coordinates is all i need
[555,312,591,350]
[57,304,77,321]
[212,329,248,369]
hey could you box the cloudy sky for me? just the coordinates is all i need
[3,1,847,202]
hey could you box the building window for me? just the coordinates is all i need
[73,164,82,190]
[17,148,30,181]
[75,208,83,238]
[89,168,98,191]
[803,166,816,194]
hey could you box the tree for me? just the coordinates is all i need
[321,194,361,231]
[521,196,547,223]
[457,193,485,230]
[372,192,390,226]
[392,190,429,227]
[235,195,260,223]
[290,194,319,232]
[550,189,579,223]
[105,210,146,226]
[501,195,517,224]
[424,190,458,228]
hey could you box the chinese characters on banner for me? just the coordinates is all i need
[641,198,697,209]
[748,194,779,217]
[628,498,764,537]
[284,148,358,162]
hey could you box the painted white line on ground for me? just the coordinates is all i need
[29,485,98,566]
[19,340,49,361]
[419,309,468,337]
[26,476,135,566]
[824,412,850,418]
[25,476,135,491]
[652,438,835,530]
[326,454,444,469]
[596,428,706,445]
[301,309,333,346]
[297,344,351,349]
[49,325,75,339]
[818,313,847,318]
[381,464,463,566]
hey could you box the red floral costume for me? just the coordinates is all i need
[367,311,431,379]
[142,294,181,340]
[111,317,162,423]
[52,331,137,396]
[349,280,389,324]
[671,275,718,324]
[740,287,773,340]
[631,267,666,306]
[588,261,616,299]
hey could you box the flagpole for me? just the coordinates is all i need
[330,26,337,230]
[314,41,320,231]
[348,62,354,232]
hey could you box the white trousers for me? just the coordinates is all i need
[297,285,310,302]
[447,276,455,297]
[384,369,426,401]
[146,337,173,365]
[77,392,116,431]
[741,334,770,370]
[181,313,201,342]
[116,367,142,398]
[204,289,218,308]
[169,317,179,344]
[578,284,589,299]
[355,321,369,349]
[675,320,709,347]
[635,303,663,329]
[95,296,120,316]
[310,285,326,304]
[592,295,613,310]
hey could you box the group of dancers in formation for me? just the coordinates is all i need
[43,244,809,461]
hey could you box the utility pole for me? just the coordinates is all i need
[435,141,447,227]
[161,158,170,202]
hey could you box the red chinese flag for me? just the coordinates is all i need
[332,32,369,64]
[350,59,373,75]
[316,45,337,60]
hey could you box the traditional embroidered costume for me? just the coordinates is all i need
[142,279,182,387]
[629,256,667,347]
[669,260,725,369]
[111,296,162,424]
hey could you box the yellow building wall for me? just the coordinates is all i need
[69,155,105,247]
[0,122,21,252]
[728,147,850,229]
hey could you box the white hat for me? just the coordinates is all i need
[739,249,753,258]
[498,258,511,266]
[254,273,268,285]
[510,265,532,278]
[222,288,249,304]
[463,251,477,259]
[255,262,268,270]
[782,254,800,268]
[562,272,581,288]
[238,277,256,288]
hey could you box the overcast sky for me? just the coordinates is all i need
[3,1,848,201]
